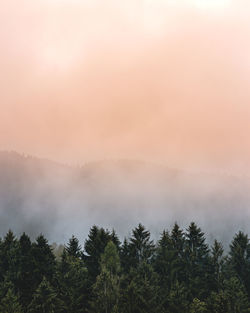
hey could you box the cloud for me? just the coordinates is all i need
[0,0,250,174]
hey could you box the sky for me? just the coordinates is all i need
[1,0,250,174]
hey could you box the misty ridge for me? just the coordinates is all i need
[0,150,249,246]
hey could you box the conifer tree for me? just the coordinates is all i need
[171,223,185,255]
[28,277,61,313]
[127,224,155,268]
[0,225,248,313]
[83,226,120,282]
[91,241,121,313]
[166,281,189,313]
[120,261,160,313]
[185,222,210,299]
[101,241,120,275]
[207,277,250,313]
[228,231,250,296]
[16,233,35,308]
[210,240,224,292]
[65,236,82,258]
[0,230,19,285]
[0,288,23,313]
[31,235,56,290]
[56,251,88,313]
[120,238,131,274]
[154,231,172,285]
[169,223,186,284]
[154,230,179,310]
[190,298,207,313]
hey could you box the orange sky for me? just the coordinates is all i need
[1,0,250,173]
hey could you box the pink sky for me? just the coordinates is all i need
[1,0,250,173]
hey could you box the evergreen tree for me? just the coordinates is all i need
[166,281,189,313]
[171,223,185,255]
[91,241,121,313]
[185,222,210,299]
[83,226,120,282]
[190,298,207,313]
[207,277,250,313]
[210,240,225,292]
[120,238,131,274]
[0,224,248,313]
[228,231,250,296]
[120,262,160,313]
[31,235,56,290]
[127,224,155,268]
[16,233,35,308]
[169,223,186,284]
[0,288,23,313]
[154,230,172,285]
[65,236,82,258]
[28,277,61,313]
[101,241,120,275]
[110,229,121,250]
[0,230,19,285]
[56,251,88,313]
[154,230,180,310]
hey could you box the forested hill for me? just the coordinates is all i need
[0,224,249,312]
[0,151,250,244]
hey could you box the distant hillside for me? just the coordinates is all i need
[0,151,249,245]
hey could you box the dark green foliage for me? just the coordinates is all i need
[185,222,210,300]
[0,230,19,284]
[0,288,23,313]
[210,240,225,292]
[228,231,250,297]
[83,226,120,282]
[171,223,186,255]
[155,224,186,290]
[28,277,61,313]
[0,224,249,313]
[65,236,82,258]
[190,298,207,313]
[154,229,183,311]
[56,251,89,313]
[90,241,121,313]
[100,241,120,275]
[31,235,56,289]
[154,230,172,281]
[167,281,189,313]
[119,262,160,313]
[16,233,35,308]
[207,277,250,313]
[126,224,155,269]
[120,238,131,273]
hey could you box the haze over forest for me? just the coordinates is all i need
[0,151,249,246]
[1,0,250,246]
[1,1,250,313]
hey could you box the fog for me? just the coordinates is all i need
[0,1,250,246]
[0,152,249,247]
[1,0,250,175]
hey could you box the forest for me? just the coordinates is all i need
[0,223,249,313]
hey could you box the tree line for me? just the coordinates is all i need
[0,222,249,312]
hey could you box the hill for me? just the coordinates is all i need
[0,151,249,244]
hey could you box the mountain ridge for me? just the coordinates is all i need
[0,150,249,245]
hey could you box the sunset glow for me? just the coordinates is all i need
[0,0,250,174]
[190,0,231,10]
[1,3,250,310]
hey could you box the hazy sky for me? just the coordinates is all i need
[1,0,250,173]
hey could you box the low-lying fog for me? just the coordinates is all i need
[0,151,249,247]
